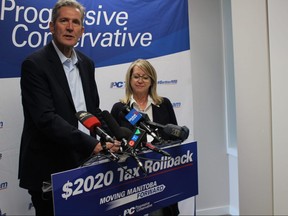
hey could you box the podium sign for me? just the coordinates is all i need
[52,141,198,215]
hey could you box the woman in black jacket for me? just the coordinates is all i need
[111,59,179,216]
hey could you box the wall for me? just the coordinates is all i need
[231,0,273,215]
[2,0,268,214]
[188,1,230,214]
[191,0,288,215]
[267,0,288,214]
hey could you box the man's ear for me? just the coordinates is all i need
[49,21,55,34]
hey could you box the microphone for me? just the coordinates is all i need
[144,142,171,157]
[102,110,147,150]
[101,110,146,173]
[127,127,147,174]
[101,110,131,141]
[127,127,146,150]
[121,106,163,143]
[75,111,114,142]
[146,121,189,141]
[101,110,132,150]
[75,111,119,161]
[119,127,134,140]
[163,125,189,141]
[130,150,146,174]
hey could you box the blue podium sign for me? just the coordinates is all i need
[52,141,198,215]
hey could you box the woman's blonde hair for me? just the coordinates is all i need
[121,59,163,105]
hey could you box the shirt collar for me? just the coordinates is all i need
[52,40,78,65]
[130,95,155,107]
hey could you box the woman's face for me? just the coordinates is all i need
[130,66,151,96]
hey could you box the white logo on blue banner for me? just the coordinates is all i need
[0,0,195,215]
[52,142,198,215]
[0,0,189,78]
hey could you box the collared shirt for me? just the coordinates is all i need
[130,95,154,121]
[130,95,156,142]
[52,41,89,135]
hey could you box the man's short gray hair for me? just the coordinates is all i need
[51,0,85,23]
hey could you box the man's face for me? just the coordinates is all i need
[49,6,84,56]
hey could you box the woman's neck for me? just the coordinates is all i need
[133,94,148,111]
[134,95,148,105]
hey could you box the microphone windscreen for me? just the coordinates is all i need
[118,111,126,122]
[75,111,101,130]
[163,124,190,141]
[140,112,150,122]
[180,126,190,140]
[163,124,181,135]
[118,106,132,122]
[83,117,101,130]
[102,110,126,139]
[121,105,131,114]
[119,127,133,140]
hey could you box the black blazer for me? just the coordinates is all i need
[111,97,178,141]
[18,42,101,190]
[111,98,180,216]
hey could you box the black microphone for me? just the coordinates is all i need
[144,143,171,157]
[119,127,134,140]
[75,111,119,161]
[121,106,163,143]
[130,150,146,174]
[113,109,171,158]
[101,110,131,141]
[101,110,132,151]
[102,110,147,150]
[163,125,189,141]
[145,121,189,142]
[101,110,146,173]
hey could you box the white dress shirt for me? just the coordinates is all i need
[52,41,90,135]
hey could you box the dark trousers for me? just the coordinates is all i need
[28,190,54,216]
[150,203,179,216]
[163,203,179,216]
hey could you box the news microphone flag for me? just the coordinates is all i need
[128,127,146,150]
[124,108,142,126]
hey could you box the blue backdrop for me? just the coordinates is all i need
[0,1,193,215]
[0,0,189,78]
